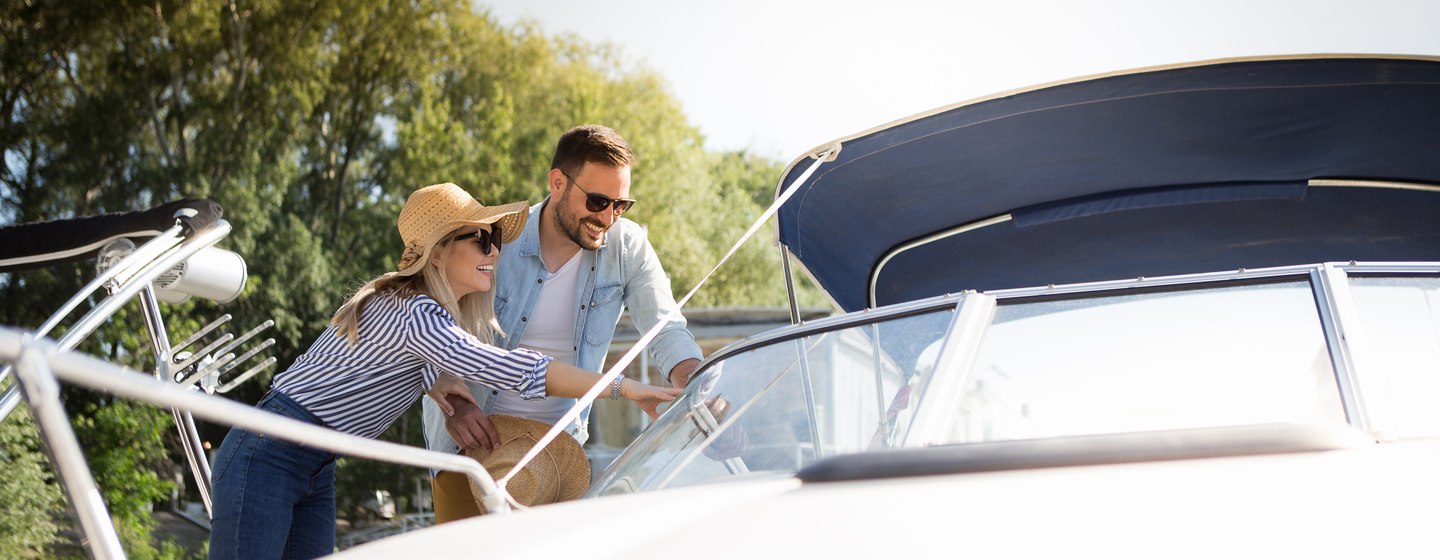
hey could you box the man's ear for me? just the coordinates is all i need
[547,168,567,196]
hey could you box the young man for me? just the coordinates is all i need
[422,125,703,521]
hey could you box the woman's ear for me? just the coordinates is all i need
[429,245,446,268]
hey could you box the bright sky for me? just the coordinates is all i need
[480,0,1440,162]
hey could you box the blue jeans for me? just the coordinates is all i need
[209,391,337,560]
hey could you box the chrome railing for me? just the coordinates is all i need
[0,327,508,560]
[0,203,512,560]
[0,220,250,516]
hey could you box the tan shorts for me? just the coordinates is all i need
[431,470,483,523]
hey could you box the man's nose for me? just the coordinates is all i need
[593,207,618,226]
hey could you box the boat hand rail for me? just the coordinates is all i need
[0,221,222,421]
[0,327,509,559]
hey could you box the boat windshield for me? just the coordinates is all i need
[592,267,1440,496]
[588,307,956,495]
[947,279,1344,443]
[1347,276,1440,439]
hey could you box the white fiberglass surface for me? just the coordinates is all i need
[1347,276,1440,439]
[948,280,1346,442]
[588,308,955,496]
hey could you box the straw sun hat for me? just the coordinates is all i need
[395,183,528,276]
[466,415,591,513]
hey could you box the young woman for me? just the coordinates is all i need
[208,183,679,560]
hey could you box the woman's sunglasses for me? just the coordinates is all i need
[453,225,502,255]
[563,171,637,215]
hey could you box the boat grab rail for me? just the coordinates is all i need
[0,221,217,421]
[0,325,512,526]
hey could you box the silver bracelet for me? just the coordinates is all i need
[608,377,623,400]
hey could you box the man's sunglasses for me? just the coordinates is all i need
[563,171,637,215]
[453,225,502,255]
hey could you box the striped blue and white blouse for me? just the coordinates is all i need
[270,291,551,439]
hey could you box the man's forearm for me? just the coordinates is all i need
[650,328,703,380]
[667,358,701,388]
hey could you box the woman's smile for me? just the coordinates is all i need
[441,226,500,297]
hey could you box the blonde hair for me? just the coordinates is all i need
[331,232,502,345]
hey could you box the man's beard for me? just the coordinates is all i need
[554,185,608,250]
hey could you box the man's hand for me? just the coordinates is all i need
[445,395,499,451]
[426,374,477,416]
[703,423,749,460]
[667,358,701,389]
[700,397,748,460]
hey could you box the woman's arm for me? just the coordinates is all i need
[543,360,681,418]
[406,298,550,399]
[409,296,679,416]
[426,360,682,424]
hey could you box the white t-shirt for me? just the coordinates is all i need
[492,252,583,432]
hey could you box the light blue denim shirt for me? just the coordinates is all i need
[422,198,703,459]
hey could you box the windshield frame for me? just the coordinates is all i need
[594,261,1440,496]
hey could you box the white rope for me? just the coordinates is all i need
[499,147,837,487]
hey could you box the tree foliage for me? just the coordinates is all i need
[0,406,65,557]
[1,0,826,553]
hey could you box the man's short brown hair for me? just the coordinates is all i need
[551,125,635,177]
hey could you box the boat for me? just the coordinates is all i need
[336,54,1440,557]
[4,54,1440,558]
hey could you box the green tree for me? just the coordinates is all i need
[0,406,65,557]
[73,400,188,560]
[686,150,825,308]
[2,1,819,553]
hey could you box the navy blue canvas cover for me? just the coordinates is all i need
[0,199,222,272]
[774,57,1440,312]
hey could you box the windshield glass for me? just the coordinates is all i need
[587,266,1440,498]
[1348,275,1440,439]
[948,279,1345,442]
[588,307,956,496]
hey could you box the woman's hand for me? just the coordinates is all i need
[427,374,478,417]
[620,379,682,418]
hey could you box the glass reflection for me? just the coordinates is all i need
[589,308,955,495]
[952,280,1345,442]
[1348,276,1440,439]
